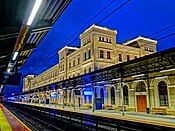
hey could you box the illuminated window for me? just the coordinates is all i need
[100,50,104,58]
[107,51,111,59]
[119,54,122,62]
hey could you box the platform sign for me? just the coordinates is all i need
[83,91,93,96]
[51,92,57,98]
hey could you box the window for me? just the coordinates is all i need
[69,91,71,103]
[84,68,86,74]
[99,36,101,41]
[88,49,91,59]
[106,38,108,43]
[127,55,130,61]
[102,37,104,42]
[69,61,71,68]
[111,87,115,105]
[136,81,146,92]
[77,57,80,65]
[100,88,104,104]
[107,51,111,59]
[158,81,169,106]
[73,59,75,67]
[109,39,111,43]
[89,67,91,73]
[100,50,104,58]
[119,54,122,62]
[123,86,129,105]
[84,51,87,61]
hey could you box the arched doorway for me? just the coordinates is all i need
[110,87,115,105]
[100,88,104,104]
[158,81,169,106]
[136,81,147,112]
[123,85,128,105]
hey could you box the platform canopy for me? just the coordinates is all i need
[0,0,71,84]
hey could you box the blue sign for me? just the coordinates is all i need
[84,91,93,96]
[51,92,57,98]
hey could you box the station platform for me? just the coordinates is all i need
[17,102,175,129]
[0,104,31,131]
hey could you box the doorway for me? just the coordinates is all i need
[136,95,147,112]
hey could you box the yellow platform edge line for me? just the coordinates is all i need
[0,104,31,131]
[0,104,12,131]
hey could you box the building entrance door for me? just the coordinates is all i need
[136,95,147,112]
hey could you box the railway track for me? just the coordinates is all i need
[5,105,62,131]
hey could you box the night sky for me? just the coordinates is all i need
[3,0,175,96]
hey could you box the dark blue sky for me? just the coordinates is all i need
[20,0,175,76]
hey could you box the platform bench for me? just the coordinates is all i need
[152,107,167,115]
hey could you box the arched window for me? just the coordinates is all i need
[84,51,87,61]
[99,36,101,41]
[84,52,86,60]
[136,81,146,92]
[127,55,130,61]
[119,54,122,62]
[100,88,104,104]
[77,57,80,65]
[88,49,91,59]
[123,85,128,105]
[158,81,169,106]
[110,87,115,105]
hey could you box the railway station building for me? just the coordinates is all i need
[23,25,175,115]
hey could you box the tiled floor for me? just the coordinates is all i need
[0,105,12,131]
